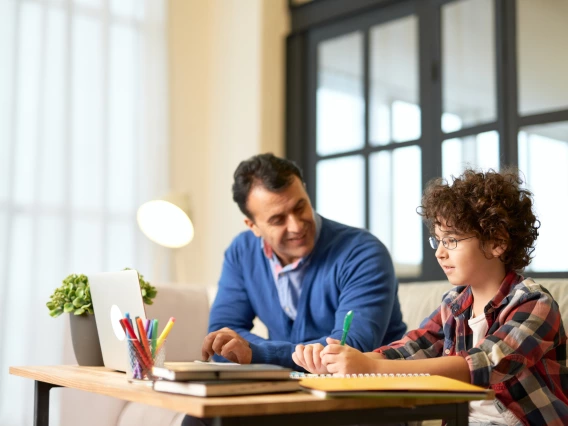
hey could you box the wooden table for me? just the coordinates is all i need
[10,365,486,426]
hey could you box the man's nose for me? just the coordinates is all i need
[287,214,303,233]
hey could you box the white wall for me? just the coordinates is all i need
[168,0,289,290]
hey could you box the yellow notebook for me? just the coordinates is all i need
[300,374,493,400]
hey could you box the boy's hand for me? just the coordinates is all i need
[321,337,379,375]
[293,343,328,374]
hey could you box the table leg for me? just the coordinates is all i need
[447,402,469,426]
[34,381,61,426]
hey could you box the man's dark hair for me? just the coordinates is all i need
[232,153,304,220]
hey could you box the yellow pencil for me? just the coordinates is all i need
[156,317,175,353]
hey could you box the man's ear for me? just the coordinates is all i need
[244,217,262,238]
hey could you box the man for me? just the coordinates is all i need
[201,153,406,370]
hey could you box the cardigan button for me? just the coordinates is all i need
[445,349,451,354]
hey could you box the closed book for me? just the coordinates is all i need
[153,379,300,397]
[152,362,292,381]
[300,374,493,400]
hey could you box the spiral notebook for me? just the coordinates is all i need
[298,374,493,400]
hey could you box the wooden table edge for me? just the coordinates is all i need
[9,365,493,418]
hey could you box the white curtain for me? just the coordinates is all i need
[0,0,169,424]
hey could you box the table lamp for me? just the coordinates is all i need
[137,192,194,283]
[137,192,194,249]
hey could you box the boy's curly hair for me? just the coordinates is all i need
[418,168,540,272]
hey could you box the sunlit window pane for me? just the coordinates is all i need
[74,0,101,8]
[108,26,136,214]
[370,146,422,277]
[392,101,420,143]
[317,32,364,156]
[70,219,103,272]
[40,9,67,207]
[442,131,499,182]
[110,0,140,19]
[442,0,496,131]
[518,122,568,272]
[0,1,15,203]
[0,212,6,298]
[517,0,568,115]
[442,112,463,134]
[72,16,104,210]
[37,215,66,288]
[370,15,420,145]
[316,156,365,228]
[106,221,135,271]
[1,214,33,420]
[14,3,41,206]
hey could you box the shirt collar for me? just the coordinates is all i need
[489,270,524,309]
[260,210,322,265]
[447,270,523,316]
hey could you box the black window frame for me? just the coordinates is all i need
[286,0,568,281]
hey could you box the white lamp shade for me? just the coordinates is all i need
[137,198,194,248]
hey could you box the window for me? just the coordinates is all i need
[0,0,168,423]
[287,0,568,280]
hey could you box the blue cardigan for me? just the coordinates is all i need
[209,216,406,369]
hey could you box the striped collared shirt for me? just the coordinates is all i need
[262,213,322,320]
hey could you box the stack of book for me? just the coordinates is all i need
[151,362,300,397]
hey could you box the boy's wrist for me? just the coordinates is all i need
[364,351,386,360]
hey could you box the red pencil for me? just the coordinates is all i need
[136,317,153,361]
[120,318,152,370]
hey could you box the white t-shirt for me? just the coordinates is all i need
[468,314,506,424]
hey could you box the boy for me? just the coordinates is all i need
[293,169,568,426]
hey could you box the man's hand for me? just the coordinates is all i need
[201,327,252,364]
[320,337,380,375]
[292,343,328,374]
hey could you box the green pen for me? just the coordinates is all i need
[340,310,354,346]
[151,319,158,358]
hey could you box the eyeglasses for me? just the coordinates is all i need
[429,235,475,250]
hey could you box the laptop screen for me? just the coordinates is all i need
[88,270,146,372]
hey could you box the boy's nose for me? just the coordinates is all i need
[435,244,448,259]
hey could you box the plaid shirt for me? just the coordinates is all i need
[375,271,568,426]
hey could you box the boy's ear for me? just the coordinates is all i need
[244,217,262,238]
[491,242,506,258]
[490,234,508,258]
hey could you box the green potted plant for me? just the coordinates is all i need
[46,269,157,366]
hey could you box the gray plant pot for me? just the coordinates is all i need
[69,314,104,366]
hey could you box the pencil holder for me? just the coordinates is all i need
[125,338,166,383]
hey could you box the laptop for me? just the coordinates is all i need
[89,269,147,372]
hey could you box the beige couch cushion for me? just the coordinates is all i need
[398,281,451,331]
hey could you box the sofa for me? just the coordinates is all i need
[55,278,568,426]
